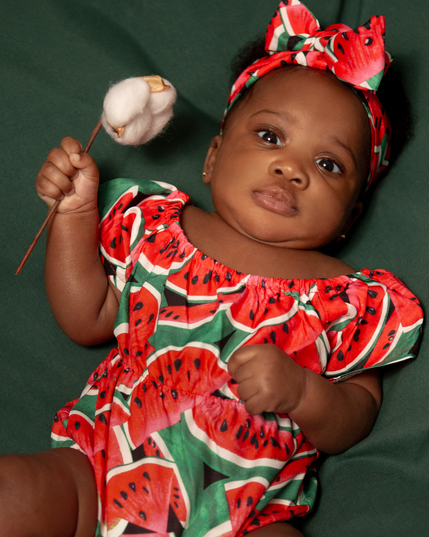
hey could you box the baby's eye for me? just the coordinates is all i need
[257,130,282,146]
[316,158,341,174]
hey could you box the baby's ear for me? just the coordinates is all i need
[202,135,223,184]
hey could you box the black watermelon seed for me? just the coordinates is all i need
[270,437,279,447]
[139,511,147,520]
[158,206,164,212]
[123,348,129,355]
[368,290,378,299]
[246,418,251,428]
[337,43,345,54]
[268,297,275,304]
[220,420,228,432]
[142,384,147,392]
[236,425,243,439]
[237,498,241,508]
[270,331,276,344]
[143,472,151,481]
[247,496,253,507]
[388,330,396,336]
[74,421,81,430]
[143,486,149,494]
[129,482,136,492]
[184,272,189,280]
[113,499,123,508]
[249,310,255,321]
[133,302,143,311]
[101,449,106,458]
[337,350,344,361]
[282,323,289,333]
[156,450,160,456]
[250,433,257,445]
[98,414,107,424]
[110,238,117,249]
[260,427,265,439]
[243,430,249,442]
[353,329,361,342]
[100,391,106,399]
[174,359,182,371]
[151,380,158,389]
[135,319,142,326]
[171,389,178,399]
[148,314,154,323]
[120,491,127,500]
[194,358,201,370]
[365,37,373,46]
[134,397,142,408]
[285,443,290,455]
[366,307,376,315]
[136,350,142,356]
[159,375,164,383]
[191,275,199,285]
[383,344,390,350]
[165,311,173,318]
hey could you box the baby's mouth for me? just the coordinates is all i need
[253,186,298,217]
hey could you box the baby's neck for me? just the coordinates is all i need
[181,205,356,280]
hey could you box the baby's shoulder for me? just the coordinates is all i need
[304,251,356,280]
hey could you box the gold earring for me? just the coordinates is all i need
[340,234,346,240]
[202,172,207,178]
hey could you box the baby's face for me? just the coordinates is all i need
[203,66,371,250]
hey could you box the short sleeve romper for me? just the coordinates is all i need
[51,179,424,537]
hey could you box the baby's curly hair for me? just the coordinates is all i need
[228,35,414,172]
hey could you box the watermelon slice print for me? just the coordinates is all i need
[106,459,188,532]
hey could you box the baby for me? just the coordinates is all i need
[1,2,423,537]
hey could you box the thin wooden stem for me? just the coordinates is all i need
[15,118,103,275]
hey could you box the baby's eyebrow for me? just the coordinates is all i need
[249,109,296,124]
[326,136,358,170]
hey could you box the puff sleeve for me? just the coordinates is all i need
[98,178,178,291]
[317,269,424,382]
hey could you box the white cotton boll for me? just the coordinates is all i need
[101,75,177,146]
[110,108,152,146]
[147,79,177,115]
[139,107,174,144]
[103,77,150,128]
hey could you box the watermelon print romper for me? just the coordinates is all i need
[51,179,424,537]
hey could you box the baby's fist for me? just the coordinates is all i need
[36,137,99,213]
[228,344,306,415]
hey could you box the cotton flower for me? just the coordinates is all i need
[102,76,176,146]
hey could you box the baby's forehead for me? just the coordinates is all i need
[242,67,369,132]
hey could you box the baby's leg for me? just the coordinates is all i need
[250,522,304,537]
[0,447,97,537]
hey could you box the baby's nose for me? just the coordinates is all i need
[269,155,309,189]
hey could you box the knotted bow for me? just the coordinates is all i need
[225,0,392,191]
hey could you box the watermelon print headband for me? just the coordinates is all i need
[225,0,392,192]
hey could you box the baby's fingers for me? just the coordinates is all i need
[36,161,75,207]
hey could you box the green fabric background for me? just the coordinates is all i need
[1,1,428,535]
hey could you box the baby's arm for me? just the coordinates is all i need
[227,345,381,454]
[36,137,121,346]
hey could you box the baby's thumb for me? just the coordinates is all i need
[69,152,99,183]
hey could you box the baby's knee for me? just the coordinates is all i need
[0,449,97,537]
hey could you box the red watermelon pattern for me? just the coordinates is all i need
[51,179,423,536]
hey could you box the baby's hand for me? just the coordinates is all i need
[36,137,99,214]
[227,344,306,415]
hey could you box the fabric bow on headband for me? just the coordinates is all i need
[226,0,392,191]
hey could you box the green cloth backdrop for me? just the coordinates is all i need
[1,1,428,535]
